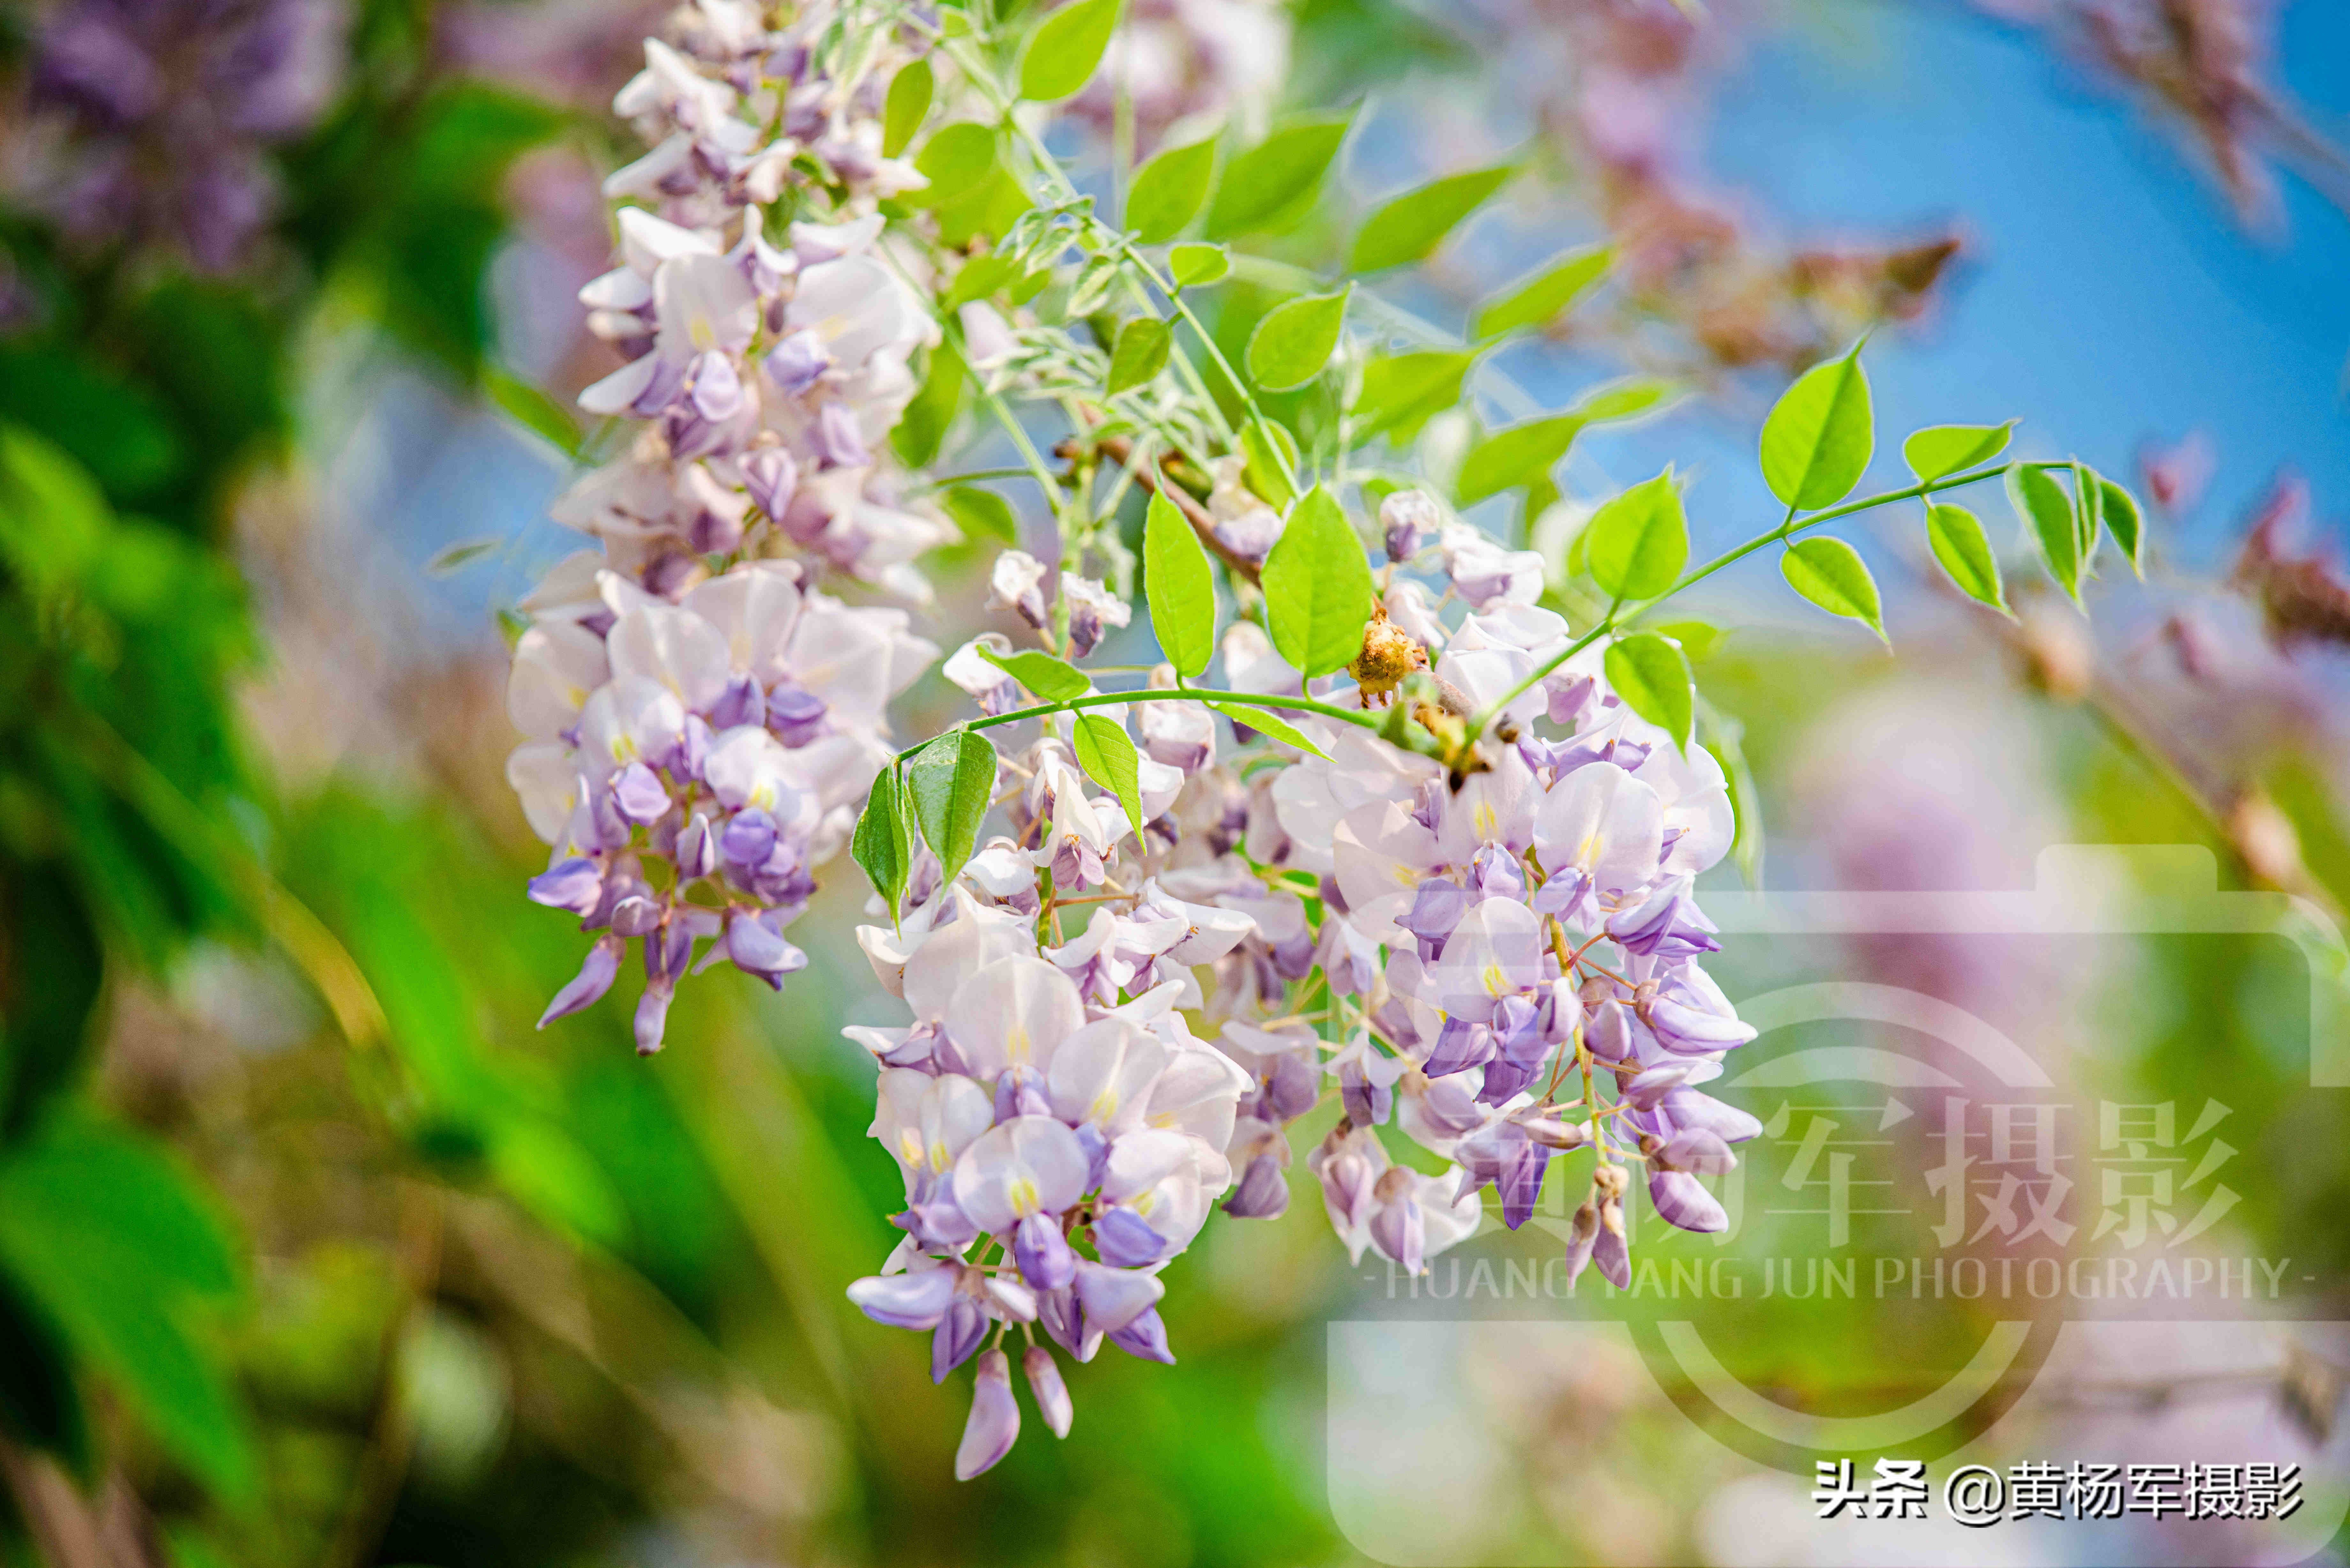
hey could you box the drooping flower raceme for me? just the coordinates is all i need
[504,0,2124,1487]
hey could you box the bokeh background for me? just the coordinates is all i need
[1,0,2347,1564]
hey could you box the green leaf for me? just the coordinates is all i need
[1706,723,1766,887]
[914,121,998,196]
[1065,254,1122,317]
[1019,0,1121,102]
[1106,315,1172,395]
[1071,714,1145,837]
[2071,460,2103,576]
[1603,634,1694,752]
[1204,702,1331,759]
[1245,287,1350,393]
[2008,464,2080,601]
[882,58,934,157]
[942,485,1019,544]
[1924,501,2007,612]
[979,644,1091,702]
[891,341,964,468]
[1452,378,1678,507]
[1574,379,1679,423]
[1348,163,1516,273]
[1127,138,1217,243]
[1902,421,2014,483]
[0,861,102,1140]
[1760,342,1874,510]
[1168,242,1228,286]
[1241,419,1298,510]
[1353,349,1477,445]
[1583,470,1687,601]
[1204,114,1352,239]
[1779,536,1886,642]
[943,253,1020,311]
[908,730,999,886]
[2098,476,2145,577]
[1472,244,1612,341]
[1648,620,1724,662]
[1143,491,1216,679]
[851,768,913,922]
[1456,415,1580,508]
[0,1119,252,1501]
[1261,485,1377,678]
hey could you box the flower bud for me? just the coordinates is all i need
[954,1349,1021,1480]
[1023,1345,1073,1438]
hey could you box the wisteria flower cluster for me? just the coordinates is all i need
[509,0,2146,1480]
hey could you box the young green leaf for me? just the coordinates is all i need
[1204,702,1331,759]
[1348,163,1516,273]
[881,58,934,157]
[1168,242,1228,286]
[2098,476,2145,577]
[1353,349,1478,446]
[1452,378,1675,505]
[1760,342,1874,510]
[1245,287,1350,393]
[1204,113,1352,239]
[1065,254,1121,317]
[1106,315,1172,394]
[1247,298,1346,398]
[1583,470,1688,601]
[1648,620,1725,661]
[1603,633,1694,751]
[1779,536,1887,642]
[915,121,997,196]
[2008,464,2081,602]
[941,485,1018,544]
[2070,460,2103,576]
[1241,419,1297,510]
[1455,413,1581,507]
[1902,421,2014,483]
[1143,490,1216,679]
[1707,726,1766,887]
[979,644,1091,702]
[892,341,964,467]
[1924,501,2008,612]
[1127,137,1217,243]
[1018,0,1121,102]
[1262,485,1377,677]
[851,767,912,922]
[1574,378,1679,423]
[1072,713,1146,837]
[1471,243,1612,341]
[907,730,998,886]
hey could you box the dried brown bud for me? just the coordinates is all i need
[1348,604,1429,705]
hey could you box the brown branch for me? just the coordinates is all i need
[1054,433,1261,584]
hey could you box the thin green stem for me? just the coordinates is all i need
[896,686,1381,762]
[1470,460,2025,733]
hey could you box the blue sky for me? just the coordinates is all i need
[1553,0,2350,577]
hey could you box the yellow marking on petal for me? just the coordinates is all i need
[928,1140,952,1174]
[1006,1025,1031,1064]
[1089,1089,1120,1123]
[1475,802,1498,839]
[898,1129,924,1167]
[1132,1191,1157,1217]
[1008,1175,1040,1217]
[1577,830,1601,869]
[1149,1111,1177,1129]
[1482,961,1507,997]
